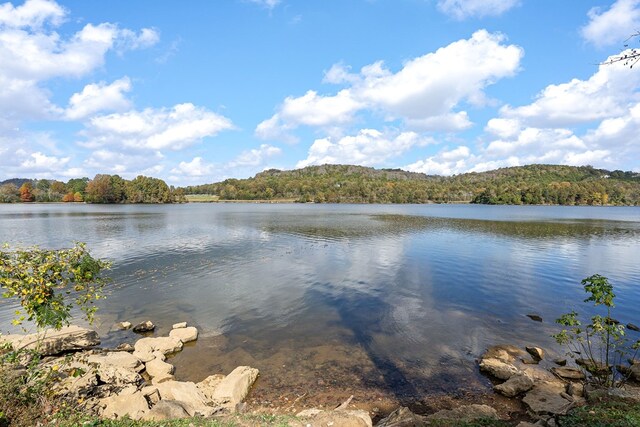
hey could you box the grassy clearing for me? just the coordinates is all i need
[53,413,299,427]
[558,398,640,427]
[185,194,220,202]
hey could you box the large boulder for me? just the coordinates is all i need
[197,374,226,404]
[427,404,498,422]
[169,326,198,343]
[479,358,521,380]
[145,357,175,379]
[1,326,100,356]
[494,374,534,397]
[154,380,214,417]
[87,351,143,372]
[522,382,573,415]
[100,391,149,420]
[210,366,259,408]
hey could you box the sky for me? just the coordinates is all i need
[1,0,640,185]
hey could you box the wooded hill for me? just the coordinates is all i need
[181,164,640,205]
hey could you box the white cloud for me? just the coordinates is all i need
[437,0,519,20]
[257,30,523,140]
[405,145,475,175]
[82,103,234,151]
[228,144,282,167]
[501,59,640,127]
[296,129,434,168]
[84,149,164,177]
[65,77,132,120]
[170,157,214,177]
[0,0,65,28]
[20,151,69,171]
[582,0,640,48]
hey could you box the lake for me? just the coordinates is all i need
[1,203,639,410]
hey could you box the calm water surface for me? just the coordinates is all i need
[1,204,639,406]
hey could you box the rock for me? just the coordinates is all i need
[516,423,540,427]
[551,367,585,380]
[494,374,534,397]
[141,400,190,421]
[100,391,149,420]
[1,326,100,356]
[197,374,226,403]
[116,343,135,352]
[114,321,132,330]
[154,380,212,416]
[522,382,574,415]
[133,336,183,361]
[608,385,640,402]
[521,365,562,383]
[427,404,498,421]
[567,382,584,398]
[298,409,373,427]
[88,351,143,372]
[481,345,526,363]
[575,358,609,374]
[627,323,640,332]
[526,346,545,360]
[553,358,567,366]
[479,358,521,380]
[145,357,174,378]
[169,326,198,343]
[151,373,175,384]
[605,317,620,325]
[629,364,640,381]
[55,371,98,398]
[527,314,543,322]
[133,320,155,333]
[141,386,161,405]
[521,357,539,365]
[210,366,259,407]
[172,322,187,329]
[375,407,426,426]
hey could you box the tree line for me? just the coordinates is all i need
[180,164,640,206]
[0,175,186,204]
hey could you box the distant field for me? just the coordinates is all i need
[185,194,220,202]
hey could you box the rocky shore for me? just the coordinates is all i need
[2,322,639,426]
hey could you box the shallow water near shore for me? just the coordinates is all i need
[1,203,639,411]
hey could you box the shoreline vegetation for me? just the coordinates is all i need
[1,164,639,206]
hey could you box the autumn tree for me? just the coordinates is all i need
[19,182,35,202]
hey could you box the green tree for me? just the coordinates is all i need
[0,243,110,330]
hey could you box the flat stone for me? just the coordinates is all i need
[172,322,187,329]
[211,366,259,407]
[1,326,100,356]
[116,343,135,352]
[551,367,585,380]
[494,374,534,397]
[87,351,143,372]
[100,391,149,420]
[522,382,573,415]
[145,357,174,378]
[627,323,640,332]
[526,346,545,360]
[197,374,226,404]
[133,320,155,333]
[375,406,426,426]
[553,358,567,366]
[169,326,198,343]
[141,400,190,421]
[479,358,521,380]
[427,404,498,421]
[527,314,543,322]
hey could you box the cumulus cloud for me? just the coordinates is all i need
[81,103,234,151]
[65,77,132,120]
[501,59,640,127]
[296,129,434,168]
[20,151,69,171]
[437,0,520,20]
[170,157,215,177]
[0,0,65,28]
[405,145,475,175]
[228,144,282,168]
[257,30,523,140]
[582,0,640,48]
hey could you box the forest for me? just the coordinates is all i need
[181,164,640,205]
[2,164,639,205]
[0,175,185,204]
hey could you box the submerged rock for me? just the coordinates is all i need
[114,321,132,330]
[526,314,543,322]
[627,323,640,332]
[481,345,527,363]
[479,358,521,380]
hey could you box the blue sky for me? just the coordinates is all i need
[1,0,640,185]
